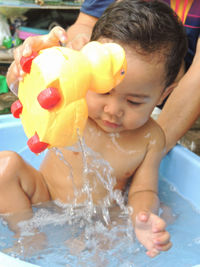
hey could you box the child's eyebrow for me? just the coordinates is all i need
[113,88,150,99]
[128,93,149,99]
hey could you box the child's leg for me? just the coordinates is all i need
[0,151,50,214]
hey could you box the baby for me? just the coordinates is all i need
[2,0,187,257]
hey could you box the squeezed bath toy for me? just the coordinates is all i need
[11,41,126,154]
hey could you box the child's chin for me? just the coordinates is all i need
[100,124,124,133]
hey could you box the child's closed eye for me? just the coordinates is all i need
[102,92,110,96]
[127,99,142,105]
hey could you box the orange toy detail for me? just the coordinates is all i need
[20,51,38,73]
[11,41,127,154]
[11,100,23,118]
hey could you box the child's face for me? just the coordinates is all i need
[86,48,169,133]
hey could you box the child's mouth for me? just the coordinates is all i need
[102,120,121,129]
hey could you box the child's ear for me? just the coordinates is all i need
[156,82,177,106]
[157,60,185,106]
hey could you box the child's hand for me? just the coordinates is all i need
[134,211,172,257]
[9,26,68,84]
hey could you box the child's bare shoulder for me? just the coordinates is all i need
[146,118,166,152]
[148,117,165,136]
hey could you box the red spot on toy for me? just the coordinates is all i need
[17,42,126,153]
[27,132,49,154]
[11,100,23,118]
[20,51,38,73]
[37,87,61,109]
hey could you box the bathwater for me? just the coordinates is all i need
[0,177,200,266]
[0,115,199,266]
[0,137,200,266]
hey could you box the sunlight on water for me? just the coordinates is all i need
[0,136,200,266]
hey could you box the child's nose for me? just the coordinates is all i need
[104,99,123,117]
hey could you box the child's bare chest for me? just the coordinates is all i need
[41,123,149,202]
[84,126,148,184]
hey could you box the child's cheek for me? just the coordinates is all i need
[125,114,149,130]
[87,101,98,119]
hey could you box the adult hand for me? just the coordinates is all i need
[66,12,97,50]
[13,26,68,81]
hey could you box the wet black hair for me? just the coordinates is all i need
[91,0,188,88]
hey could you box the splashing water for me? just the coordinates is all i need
[58,133,131,224]
[4,132,134,264]
[52,132,131,225]
[1,175,200,266]
[2,132,200,266]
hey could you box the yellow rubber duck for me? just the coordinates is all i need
[11,41,126,153]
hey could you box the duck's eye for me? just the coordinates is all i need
[121,68,125,75]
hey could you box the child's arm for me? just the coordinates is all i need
[128,126,172,257]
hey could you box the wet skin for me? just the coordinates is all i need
[0,46,172,257]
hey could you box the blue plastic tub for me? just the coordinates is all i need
[0,114,200,266]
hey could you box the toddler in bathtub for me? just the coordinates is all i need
[1,0,187,258]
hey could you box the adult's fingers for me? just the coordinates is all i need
[67,33,90,51]
[6,61,20,91]
[12,27,67,77]
[46,26,67,46]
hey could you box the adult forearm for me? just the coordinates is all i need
[157,67,200,153]
[157,39,200,153]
